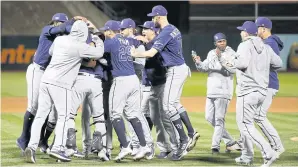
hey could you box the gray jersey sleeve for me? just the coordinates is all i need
[234,42,251,70]
[268,46,283,69]
[49,42,54,56]
[195,51,212,72]
[79,39,104,59]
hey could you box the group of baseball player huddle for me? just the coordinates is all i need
[15,5,285,166]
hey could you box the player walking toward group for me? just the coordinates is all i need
[218,21,283,167]
[254,17,285,157]
[24,20,104,163]
[16,13,78,153]
[131,5,199,160]
[192,33,242,154]
[100,20,151,162]
[139,21,180,158]
[119,18,154,158]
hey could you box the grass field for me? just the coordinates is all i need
[1,72,298,166]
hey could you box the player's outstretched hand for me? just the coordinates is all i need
[135,35,149,44]
[130,46,137,57]
[215,48,222,57]
[191,50,201,64]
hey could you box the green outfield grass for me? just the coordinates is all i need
[1,72,298,97]
[1,112,298,166]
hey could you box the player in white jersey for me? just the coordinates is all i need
[24,20,104,163]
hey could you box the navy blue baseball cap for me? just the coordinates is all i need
[237,21,258,35]
[52,13,68,22]
[147,5,168,17]
[99,20,121,31]
[138,21,159,32]
[120,18,136,29]
[214,33,226,42]
[255,17,272,29]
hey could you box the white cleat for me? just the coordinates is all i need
[131,147,140,156]
[226,141,243,152]
[261,152,279,167]
[133,145,151,161]
[98,149,110,161]
[276,147,285,159]
[114,145,132,162]
[145,145,155,160]
[235,156,253,166]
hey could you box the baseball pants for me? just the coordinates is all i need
[205,97,234,150]
[26,63,44,115]
[254,88,284,151]
[151,84,179,152]
[68,73,106,151]
[162,63,189,121]
[102,79,113,150]
[28,82,71,152]
[236,91,275,160]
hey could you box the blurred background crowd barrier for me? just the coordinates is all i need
[2,1,298,71]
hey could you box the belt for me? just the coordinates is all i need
[78,72,102,80]
[33,62,45,71]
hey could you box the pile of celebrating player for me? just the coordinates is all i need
[16,5,284,167]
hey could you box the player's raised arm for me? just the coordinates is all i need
[192,50,210,72]
[79,29,104,59]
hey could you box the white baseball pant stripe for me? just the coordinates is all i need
[162,63,189,121]
[236,91,275,160]
[205,97,234,149]
[28,83,71,152]
[254,88,283,151]
[26,63,44,115]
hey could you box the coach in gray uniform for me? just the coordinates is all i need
[192,33,241,154]
[218,21,283,167]
[24,20,104,163]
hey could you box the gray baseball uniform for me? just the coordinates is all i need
[194,46,235,150]
[219,36,283,160]
[27,20,104,153]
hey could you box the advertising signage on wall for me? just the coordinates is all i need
[1,35,297,71]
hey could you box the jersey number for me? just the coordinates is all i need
[119,46,133,62]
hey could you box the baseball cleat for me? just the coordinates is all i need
[211,148,219,155]
[187,132,200,152]
[276,147,285,159]
[24,147,36,163]
[226,141,242,152]
[114,144,132,162]
[98,149,110,161]
[133,145,151,161]
[73,149,85,158]
[172,137,192,161]
[261,151,279,167]
[156,151,171,159]
[235,156,253,166]
[145,145,155,160]
[49,151,71,162]
[39,141,49,154]
[131,147,140,156]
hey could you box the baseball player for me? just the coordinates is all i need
[131,5,199,160]
[192,33,242,154]
[24,20,104,163]
[218,21,283,167]
[138,21,180,158]
[99,20,151,162]
[16,13,83,153]
[119,18,154,158]
[254,17,285,157]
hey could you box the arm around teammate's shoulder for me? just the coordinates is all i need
[268,46,283,70]
[79,38,104,59]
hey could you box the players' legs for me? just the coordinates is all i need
[153,84,179,153]
[176,103,195,137]
[18,64,44,150]
[27,83,53,151]
[162,64,191,159]
[236,92,276,161]
[254,88,284,152]
[102,80,113,151]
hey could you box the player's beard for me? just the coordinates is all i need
[154,21,161,28]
